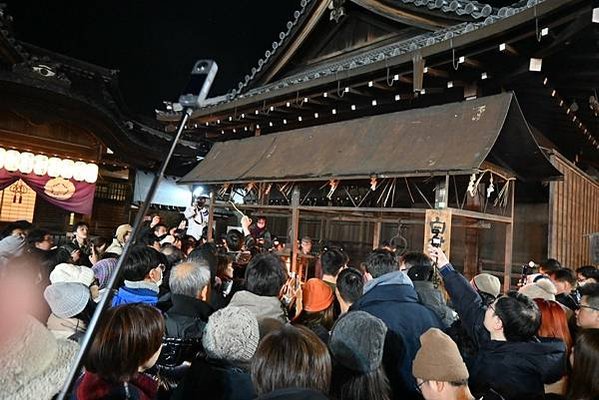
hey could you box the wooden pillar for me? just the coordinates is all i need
[290,187,301,276]
[373,219,382,249]
[503,180,515,292]
[464,226,479,279]
[207,190,215,242]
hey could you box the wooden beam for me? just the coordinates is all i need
[373,219,382,249]
[207,191,215,242]
[449,207,513,224]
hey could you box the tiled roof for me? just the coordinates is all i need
[0,4,29,62]
[154,0,544,117]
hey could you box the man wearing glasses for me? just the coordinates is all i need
[576,283,599,329]
[427,245,566,400]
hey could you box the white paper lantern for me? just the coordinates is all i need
[60,159,75,179]
[84,163,99,183]
[18,152,35,174]
[33,155,49,176]
[47,157,62,177]
[5,150,20,172]
[73,161,87,181]
[0,148,5,169]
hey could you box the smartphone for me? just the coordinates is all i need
[178,60,218,108]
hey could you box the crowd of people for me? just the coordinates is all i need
[0,215,598,400]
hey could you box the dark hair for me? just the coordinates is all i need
[152,223,167,235]
[551,268,576,287]
[577,266,599,281]
[567,329,599,400]
[321,248,349,277]
[0,220,32,239]
[251,324,331,395]
[365,249,397,279]
[216,254,233,280]
[245,254,288,296]
[400,252,432,270]
[122,245,165,282]
[407,264,433,282]
[294,303,336,332]
[160,244,183,268]
[330,363,390,400]
[336,268,363,304]
[92,236,110,254]
[139,232,159,247]
[73,221,88,231]
[579,283,599,309]
[539,258,561,274]
[85,303,164,382]
[494,291,541,342]
[26,228,50,246]
[55,242,80,264]
[226,229,244,252]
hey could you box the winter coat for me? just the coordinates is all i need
[164,294,214,339]
[171,357,255,400]
[412,280,456,328]
[227,290,288,322]
[104,238,124,255]
[46,313,87,342]
[72,372,158,400]
[440,263,567,399]
[350,271,443,398]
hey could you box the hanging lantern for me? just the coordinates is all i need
[47,157,62,177]
[0,147,5,169]
[73,161,87,181]
[84,163,98,183]
[18,152,35,174]
[60,159,75,179]
[5,150,20,172]
[33,155,49,176]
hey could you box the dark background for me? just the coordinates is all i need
[5,1,300,116]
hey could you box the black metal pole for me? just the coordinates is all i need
[56,107,193,399]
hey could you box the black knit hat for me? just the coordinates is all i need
[329,311,387,373]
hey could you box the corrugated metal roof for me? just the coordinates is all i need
[179,92,560,184]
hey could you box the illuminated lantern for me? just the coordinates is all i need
[5,150,20,172]
[47,157,62,177]
[73,161,87,181]
[60,159,75,179]
[84,163,99,183]
[18,152,35,174]
[0,147,5,169]
[33,155,49,176]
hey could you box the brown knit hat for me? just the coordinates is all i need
[302,278,334,312]
[412,328,469,382]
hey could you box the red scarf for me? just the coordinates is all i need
[74,371,158,400]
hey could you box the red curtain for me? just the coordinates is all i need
[0,169,96,215]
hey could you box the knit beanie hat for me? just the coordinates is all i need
[329,311,387,373]
[519,278,557,301]
[50,263,95,286]
[44,282,90,319]
[0,315,79,399]
[302,278,334,312]
[115,224,132,244]
[203,306,259,363]
[472,273,501,298]
[92,258,117,289]
[412,328,469,382]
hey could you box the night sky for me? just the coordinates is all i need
[5,1,300,117]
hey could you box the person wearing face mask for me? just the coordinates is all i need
[111,245,167,307]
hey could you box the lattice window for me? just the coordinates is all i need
[0,179,36,222]
[94,182,129,202]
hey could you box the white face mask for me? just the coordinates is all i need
[154,267,163,287]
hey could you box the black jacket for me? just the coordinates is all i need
[440,263,567,400]
[256,388,329,399]
[164,294,214,339]
[172,357,255,400]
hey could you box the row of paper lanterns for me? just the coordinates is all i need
[0,148,98,183]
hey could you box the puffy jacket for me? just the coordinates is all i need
[350,271,443,398]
